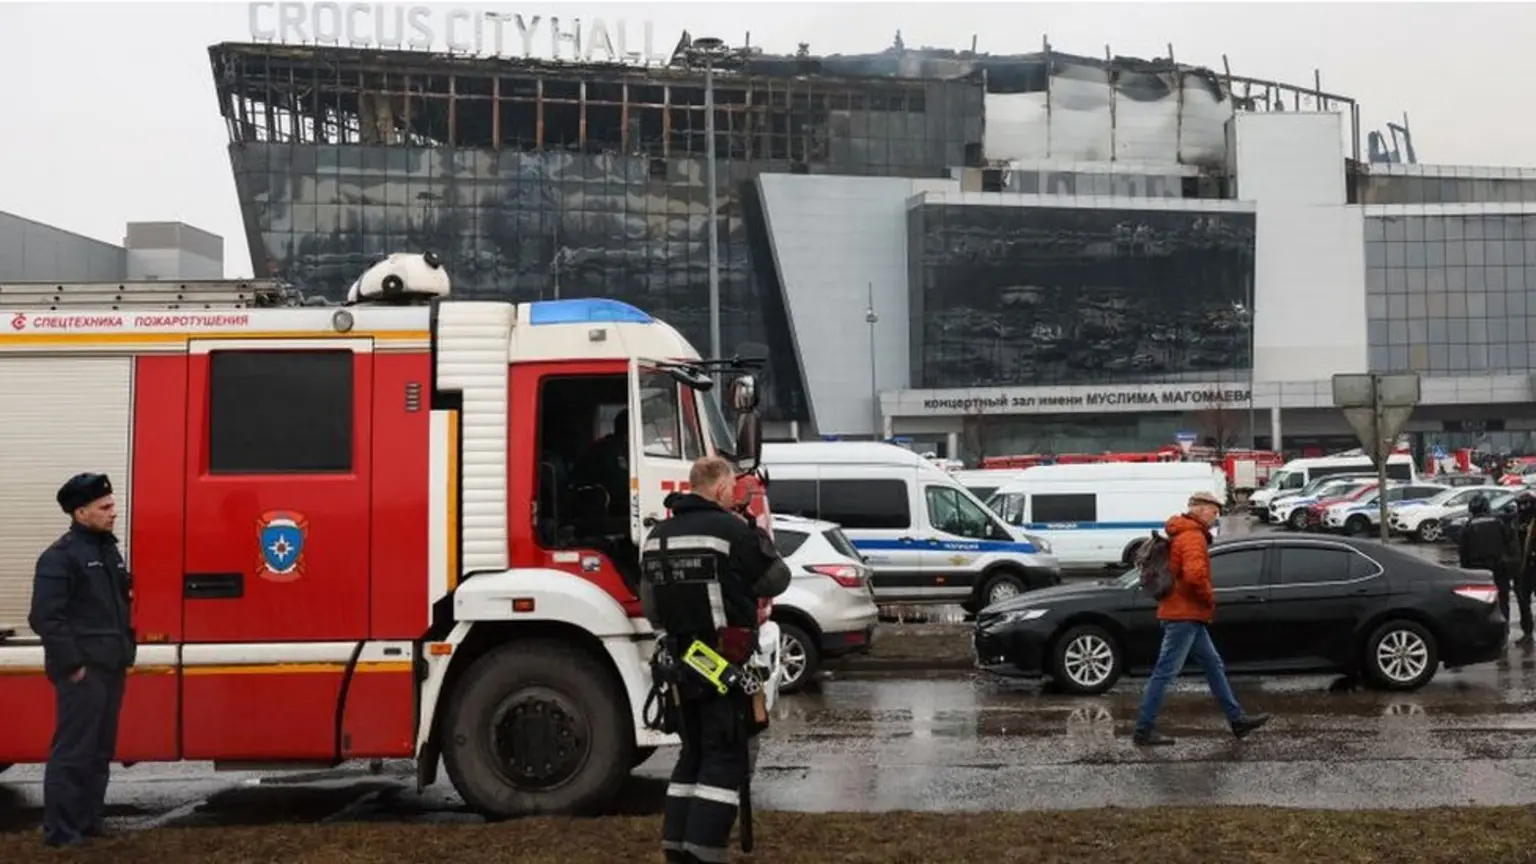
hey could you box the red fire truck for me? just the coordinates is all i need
[0,253,782,816]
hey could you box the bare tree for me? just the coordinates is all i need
[1194,400,1243,459]
[960,405,1002,467]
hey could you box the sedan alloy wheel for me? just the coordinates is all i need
[1051,623,1123,695]
[1417,520,1442,543]
[1364,619,1439,691]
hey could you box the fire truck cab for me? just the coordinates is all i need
[0,253,782,816]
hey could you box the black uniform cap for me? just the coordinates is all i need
[57,472,113,513]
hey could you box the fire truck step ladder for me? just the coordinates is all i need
[0,279,308,310]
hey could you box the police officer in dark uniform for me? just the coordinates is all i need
[640,455,791,864]
[28,473,136,848]
[1460,492,1527,638]
[1510,492,1536,647]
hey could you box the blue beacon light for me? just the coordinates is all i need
[527,298,655,326]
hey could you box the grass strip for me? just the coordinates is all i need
[5,807,1536,863]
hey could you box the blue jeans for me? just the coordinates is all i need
[1134,621,1244,734]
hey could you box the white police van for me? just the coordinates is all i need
[759,442,1062,610]
[985,462,1229,569]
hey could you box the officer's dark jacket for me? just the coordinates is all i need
[28,522,137,680]
[641,492,792,634]
[1460,513,1512,570]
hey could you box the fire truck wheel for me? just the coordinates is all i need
[441,639,633,818]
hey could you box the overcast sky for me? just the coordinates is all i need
[1,1,1531,278]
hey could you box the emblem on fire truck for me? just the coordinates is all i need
[256,510,309,583]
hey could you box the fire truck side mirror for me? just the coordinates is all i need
[735,410,763,473]
[729,374,759,412]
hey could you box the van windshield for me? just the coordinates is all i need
[1264,470,1297,490]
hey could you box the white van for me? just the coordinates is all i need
[985,462,1229,569]
[1248,454,1417,519]
[950,469,1033,503]
[760,442,1062,609]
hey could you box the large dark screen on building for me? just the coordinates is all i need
[908,204,1255,389]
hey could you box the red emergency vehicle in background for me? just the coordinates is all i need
[980,446,1283,493]
[0,253,782,817]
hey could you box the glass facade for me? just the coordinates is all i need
[1365,214,1536,374]
[214,44,985,421]
[907,204,1255,389]
[1357,174,1536,205]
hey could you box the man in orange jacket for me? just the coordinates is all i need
[1132,490,1270,746]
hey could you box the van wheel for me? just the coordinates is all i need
[441,639,633,818]
[980,570,1028,607]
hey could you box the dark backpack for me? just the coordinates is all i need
[1134,531,1175,600]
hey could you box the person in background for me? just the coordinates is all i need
[575,409,630,516]
[28,473,136,848]
[1132,490,1270,746]
[1509,494,1536,648]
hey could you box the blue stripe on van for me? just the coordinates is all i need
[1021,521,1166,531]
[852,538,1040,555]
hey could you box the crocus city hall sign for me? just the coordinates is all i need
[247,3,673,64]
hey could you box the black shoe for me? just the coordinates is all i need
[1132,729,1175,746]
[1231,713,1271,739]
[1516,634,1534,648]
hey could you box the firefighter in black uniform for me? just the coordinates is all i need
[1460,492,1529,640]
[640,455,791,864]
[27,473,136,848]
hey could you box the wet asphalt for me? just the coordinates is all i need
[2,524,1525,830]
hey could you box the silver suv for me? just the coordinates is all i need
[769,514,879,693]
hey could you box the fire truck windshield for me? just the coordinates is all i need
[701,389,737,458]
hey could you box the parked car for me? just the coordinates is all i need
[1431,473,1497,489]
[973,534,1505,696]
[1296,480,1381,532]
[1320,482,1449,535]
[1269,477,1376,531]
[768,514,879,693]
[1440,490,1522,546]
[1391,485,1514,543]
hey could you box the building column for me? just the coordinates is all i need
[1270,406,1283,452]
[946,432,960,460]
[789,420,801,442]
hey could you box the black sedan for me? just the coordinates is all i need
[973,535,1505,695]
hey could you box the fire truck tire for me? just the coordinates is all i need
[441,639,634,818]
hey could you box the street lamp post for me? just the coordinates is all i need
[686,36,731,378]
[1234,298,1256,451]
[866,282,880,439]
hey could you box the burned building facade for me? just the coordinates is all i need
[209,41,982,420]
[212,39,1536,459]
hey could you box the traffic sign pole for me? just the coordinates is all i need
[1333,373,1421,543]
